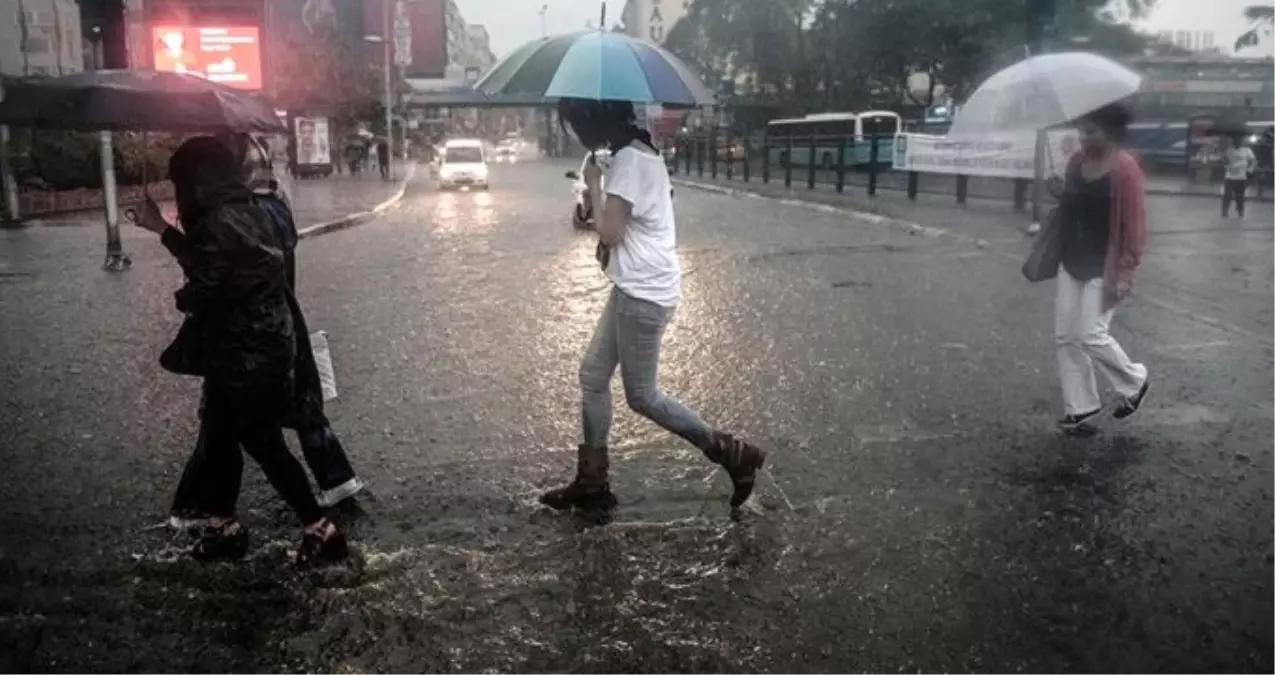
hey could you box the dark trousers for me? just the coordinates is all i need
[1223,179,1248,216]
[378,160,389,179]
[173,419,356,518]
[186,382,324,526]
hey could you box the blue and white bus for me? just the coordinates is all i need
[766,111,901,169]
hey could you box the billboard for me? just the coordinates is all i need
[152,25,263,90]
[294,116,332,166]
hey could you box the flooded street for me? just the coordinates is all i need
[1,160,1271,672]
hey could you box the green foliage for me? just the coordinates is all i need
[272,26,387,126]
[1234,5,1275,50]
[13,130,181,191]
[665,0,1165,116]
[1244,4,1275,22]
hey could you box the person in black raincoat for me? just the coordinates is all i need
[166,134,366,528]
[376,137,390,180]
[136,136,347,566]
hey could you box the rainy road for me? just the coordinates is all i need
[1,158,1272,672]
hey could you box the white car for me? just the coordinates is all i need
[494,144,518,163]
[564,150,611,228]
[438,139,489,190]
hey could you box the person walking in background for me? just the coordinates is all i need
[376,138,390,180]
[1053,103,1150,433]
[539,98,767,514]
[167,134,367,531]
[1221,134,1257,218]
[135,137,347,565]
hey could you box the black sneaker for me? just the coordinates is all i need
[1058,408,1102,432]
[191,520,250,561]
[1114,380,1150,420]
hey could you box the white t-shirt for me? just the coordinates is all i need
[603,145,681,307]
[1224,147,1256,181]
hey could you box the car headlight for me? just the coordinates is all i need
[475,165,489,179]
[439,166,455,179]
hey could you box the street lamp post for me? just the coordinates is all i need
[1027,0,1056,228]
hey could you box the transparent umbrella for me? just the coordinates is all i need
[949,52,1142,136]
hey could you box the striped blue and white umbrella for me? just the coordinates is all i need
[475,31,714,107]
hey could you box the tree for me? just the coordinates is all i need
[1235,4,1274,51]
[272,27,388,128]
[665,0,1165,119]
[664,0,812,104]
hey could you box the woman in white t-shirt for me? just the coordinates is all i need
[540,98,766,514]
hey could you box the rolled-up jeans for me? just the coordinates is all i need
[580,287,712,450]
[172,415,356,516]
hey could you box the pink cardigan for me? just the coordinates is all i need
[1067,149,1148,311]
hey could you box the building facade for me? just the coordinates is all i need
[0,0,84,76]
[1156,30,1217,53]
[620,0,691,45]
[1131,56,1274,123]
[442,0,493,79]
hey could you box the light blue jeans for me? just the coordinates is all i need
[580,287,712,450]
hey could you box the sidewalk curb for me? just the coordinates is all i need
[671,176,957,241]
[296,162,416,240]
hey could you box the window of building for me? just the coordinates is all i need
[24,37,52,54]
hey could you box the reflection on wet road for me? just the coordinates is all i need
[0,159,1271,672]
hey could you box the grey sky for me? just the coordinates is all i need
[1136,0,1263,45]
[458,0,1269,58]
[457,0,617,57]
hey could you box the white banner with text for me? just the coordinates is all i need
[892,131,1079,179]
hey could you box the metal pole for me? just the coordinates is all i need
[384,0,394,181]
[0,126,17,223]
[1031,130,1045,223]
[868,134,879,196]
[1027,0,1054,229]
[100,131,131,271]
[0,74,19,223]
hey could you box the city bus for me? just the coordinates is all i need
[766,111,901,169]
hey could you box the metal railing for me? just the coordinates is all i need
[664,132,1036,211]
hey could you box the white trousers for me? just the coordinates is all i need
[1054,266,1148,416]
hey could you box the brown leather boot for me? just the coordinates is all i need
[539,445,618,512]
[703,432,766,508]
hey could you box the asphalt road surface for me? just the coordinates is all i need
[1,158,1271,672]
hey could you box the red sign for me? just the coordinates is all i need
[152,25,263,90]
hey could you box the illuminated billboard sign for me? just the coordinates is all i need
[151,25,263,90]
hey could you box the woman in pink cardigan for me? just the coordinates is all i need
[1054,103,1150,432]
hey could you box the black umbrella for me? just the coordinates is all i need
[0,70,285,272]
[1201,111,1252,139]
[0,69,284,133]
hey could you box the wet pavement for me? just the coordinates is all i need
[0,157,1271,672]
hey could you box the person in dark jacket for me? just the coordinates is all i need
[376,138,390,180]
[167,134,365,527]
[136,136,346,566]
